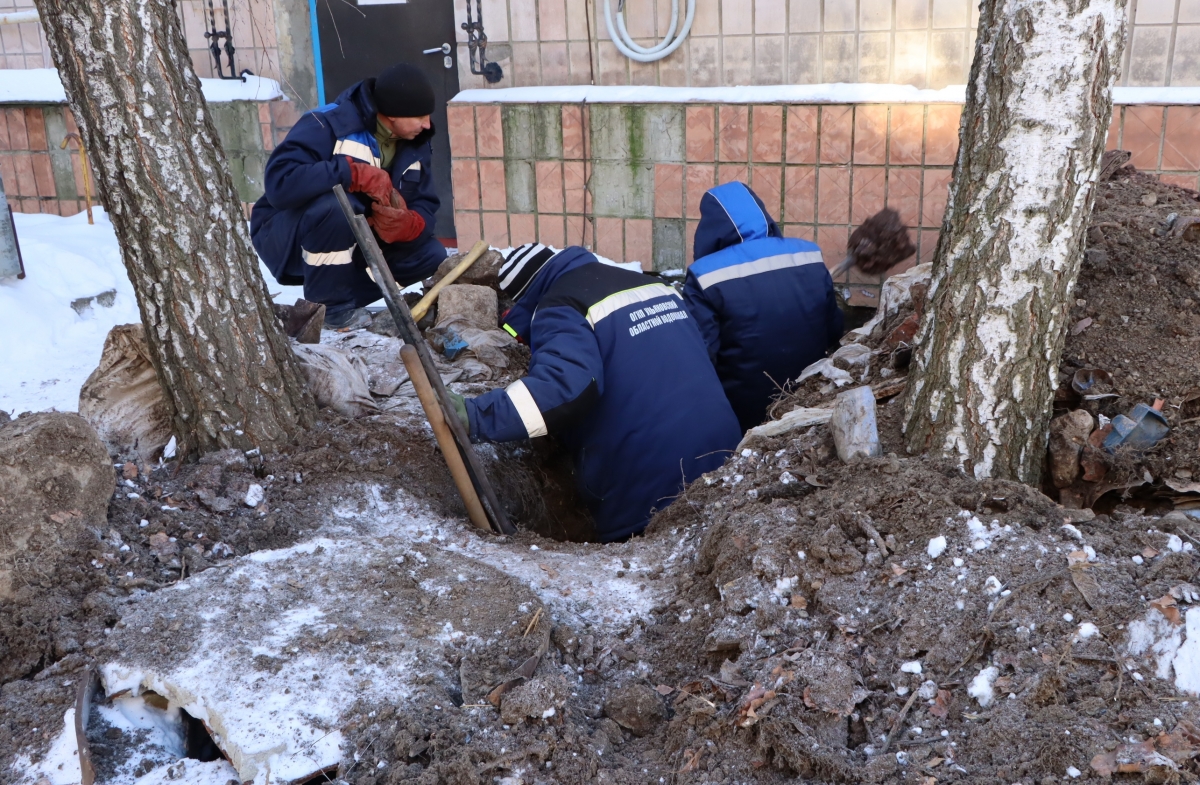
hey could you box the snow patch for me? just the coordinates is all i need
[1174,608,1200,695]
[926,536,947,559]
[1127,609,1185,681]
[0,68,283,103]
[0,210,296,415]
[968,666,999,707]
[453,83,1200,106]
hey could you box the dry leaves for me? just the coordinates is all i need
[1151,594,1183,626]
[929,689,953,719]
[1068,551,1101,609]
[737,684,779,727]
[1091,722,1200,776]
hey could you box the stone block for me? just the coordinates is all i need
[532,103,563,160]
[644,104,685,163]
[436,284,499,332]
[505,158,537,214]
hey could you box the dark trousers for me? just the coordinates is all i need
[254,191,445,318]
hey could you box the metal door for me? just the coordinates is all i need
[314,0,461,240]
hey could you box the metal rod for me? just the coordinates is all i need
[332,185,514,535]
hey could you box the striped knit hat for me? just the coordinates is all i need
[498,243,557,300]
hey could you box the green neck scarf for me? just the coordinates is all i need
[374,116,399,171]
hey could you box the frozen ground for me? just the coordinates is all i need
[12,479,684,784]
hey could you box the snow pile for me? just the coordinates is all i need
[0,210,138,414]
[0,68,283,103]
[0,210,301,415]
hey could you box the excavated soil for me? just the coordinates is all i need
[1061,169,1200,489]
[318,440,1200,785]
[0,405,590,773]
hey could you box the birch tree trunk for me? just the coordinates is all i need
[902,0,1127,484]
[35,0,315,456]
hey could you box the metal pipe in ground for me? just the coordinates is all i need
[400,344,491,532]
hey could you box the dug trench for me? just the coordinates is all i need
[7,172,1200,783]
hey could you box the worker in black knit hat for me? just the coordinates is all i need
[251,63,445,331]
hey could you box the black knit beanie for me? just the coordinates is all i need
[373,63,435,118]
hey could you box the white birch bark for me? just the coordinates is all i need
[34,0,315,456]
[903,0,1128,484]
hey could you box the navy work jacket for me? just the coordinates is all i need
[683,182,844,432]
[249,79,439,282]
[467,247,741,541]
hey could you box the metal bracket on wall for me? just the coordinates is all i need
[461,0,503,83]
[204,0,253,81]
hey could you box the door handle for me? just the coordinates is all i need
[423,43,452,55]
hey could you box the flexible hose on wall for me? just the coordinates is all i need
[603,0,696,62]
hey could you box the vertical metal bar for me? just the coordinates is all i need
[0,174,24,280]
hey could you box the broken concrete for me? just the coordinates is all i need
[428,248,505,289]
[1048,409,1094,488]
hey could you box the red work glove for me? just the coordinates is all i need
[368,192,426,243]
[346,157,393,205]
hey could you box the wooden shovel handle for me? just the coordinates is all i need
[410,240,489,323]
[399,345,491,532]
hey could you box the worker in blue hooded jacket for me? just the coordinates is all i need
[448,244,741,542]
[683,182,844,432]
[250,63,446,330]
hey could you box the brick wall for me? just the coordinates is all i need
[448,99,1200,305]
[456,0,1200,91]
[0,99,301,216]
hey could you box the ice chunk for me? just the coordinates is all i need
[1173,607,1200,694]
[244,483,264,507]
[927,536,947,559]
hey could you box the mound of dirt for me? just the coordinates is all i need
[1059,168,1200,507]
[769,167,1200,515]
[0,406,590,775]
[634,440,1200,784]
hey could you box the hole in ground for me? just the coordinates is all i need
[292,767,338,784]
[488,437,596,543]
[181,708,223,762]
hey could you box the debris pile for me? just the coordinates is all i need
[766,165,1200,515]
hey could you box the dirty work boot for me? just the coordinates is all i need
[323,306,372,331]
